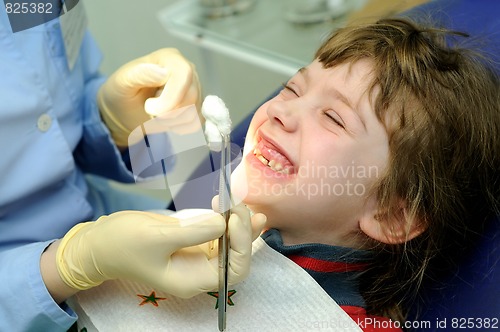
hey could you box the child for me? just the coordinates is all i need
[73,17,500,331]
[232,16,500,325]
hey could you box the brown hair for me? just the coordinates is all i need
[315,18,500,321]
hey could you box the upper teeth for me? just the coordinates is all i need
[253,148,289,174]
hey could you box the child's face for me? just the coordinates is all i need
[232,59,390,246]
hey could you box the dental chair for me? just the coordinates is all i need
[408,216,499,331]
[169,0,500,330]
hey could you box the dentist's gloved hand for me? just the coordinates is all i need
[56,209,265,298]
[98,48,201,147]
[209,197,267,285]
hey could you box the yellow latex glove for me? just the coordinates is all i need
[209,198,267,284]
[98,48,201,147]
[56,209,266,298]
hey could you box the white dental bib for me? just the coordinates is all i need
[70,212,362,332]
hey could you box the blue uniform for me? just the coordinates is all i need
[0,7,164,331]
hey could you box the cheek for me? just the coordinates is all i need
[296,146,378,196]
[251,100,274,125]
[242,106,268,152]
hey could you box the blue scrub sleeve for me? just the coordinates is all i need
[0,241,77,331]
[73,31,134,183]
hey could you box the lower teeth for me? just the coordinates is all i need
[254,153,289,174]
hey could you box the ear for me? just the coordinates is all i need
[359,195,425,244]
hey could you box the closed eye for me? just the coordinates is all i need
[325,111,345,129]
[281,83,299,96]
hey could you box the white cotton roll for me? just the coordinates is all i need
[201,95,232,137]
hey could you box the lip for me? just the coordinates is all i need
[257,131,296,169]
[245,130,296,178]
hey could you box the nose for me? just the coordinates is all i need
[266,99,299,132]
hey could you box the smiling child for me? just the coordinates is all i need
[232,17,500,327]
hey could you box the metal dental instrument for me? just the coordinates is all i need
[218,134,231,331]
[200,95,232,331]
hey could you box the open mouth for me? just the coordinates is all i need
[252,138,294,174]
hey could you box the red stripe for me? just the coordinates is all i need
[288,254,368,273]
[341,305,403,332]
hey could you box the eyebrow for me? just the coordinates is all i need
[298,67,367,132]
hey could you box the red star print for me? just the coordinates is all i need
[207,290,237,309]
[137,291,167,307]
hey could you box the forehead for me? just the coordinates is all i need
[302,59,375,87]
